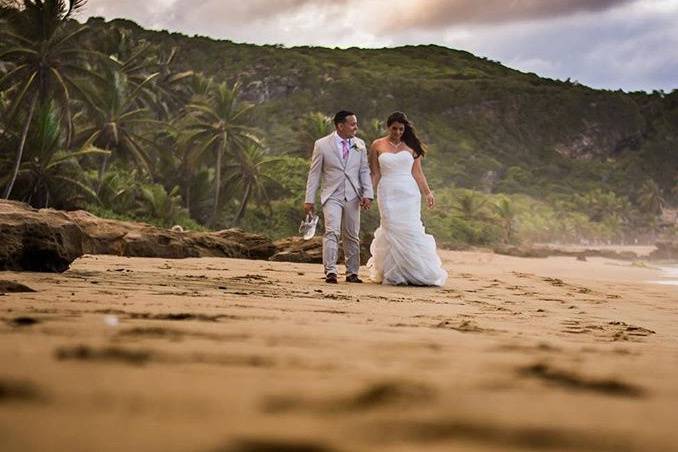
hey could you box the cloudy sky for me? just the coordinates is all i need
[83,0,678,92]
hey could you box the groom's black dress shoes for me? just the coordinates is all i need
[325,273,338,284]
[346,274,363,283]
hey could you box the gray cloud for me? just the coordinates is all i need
[176,0,324,24]
[82,0,678,91]
[87,0,336,28]
[441,2,678,91]
[380,0,635,30]
[86,0,348,44]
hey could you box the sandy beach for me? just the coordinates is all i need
[1,250,677,452]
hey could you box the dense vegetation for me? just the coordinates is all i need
[1,1,676,246]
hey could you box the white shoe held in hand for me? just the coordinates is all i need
[299,214,319,240]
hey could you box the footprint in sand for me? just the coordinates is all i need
[543,277,566,287]
[323,293,352,301]
[538,297,565,303]
[228,274,272,284]
[560,319,656,342]
[129,312,224,321]
[55,344,153,365]
[55,344,274,368]
[519,362,645,397]
[6,316,41,327]
[0,281,36,294]
[358,416,634,451]
[116,326,191,341]
[219,438,336,452]
[608,321,656,341]
[0,378,42,403]
[434,319,496,334]
[263,379,436,415]
[115,326,243,343]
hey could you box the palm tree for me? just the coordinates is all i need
[455,191,488,222]
[575,188,629,222]
[135,183,185,227]
[182,167,213,224]
[0,0,101,199]
[189,73,214,99]
[149,47,194,119]
[222,143,283,226]
[638,179,665,216]
[100,29,194,120]
[359,118,384,145]
[0,101,107,208]
[295,112,333,156]
[494,197,516,244]
[0,76,10,130]
[160,73,216,215]
[96,168,139,214]
[180,80,259,226]
[76,65,161,193]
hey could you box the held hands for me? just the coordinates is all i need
[360,198,372,210]
[425,191,435,208]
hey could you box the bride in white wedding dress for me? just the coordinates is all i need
[366,112,448,286]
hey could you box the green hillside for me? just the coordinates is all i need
[1,4,676,246]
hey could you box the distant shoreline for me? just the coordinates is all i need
[651,265,678,286]
[535,243,657,256]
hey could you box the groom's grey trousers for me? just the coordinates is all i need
[323,187,361,276]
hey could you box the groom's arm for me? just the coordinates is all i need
[359,141,373,200]
[304,140,323,211]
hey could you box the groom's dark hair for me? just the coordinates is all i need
[333,110,355,126]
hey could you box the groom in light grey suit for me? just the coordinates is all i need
[304,111,373,284]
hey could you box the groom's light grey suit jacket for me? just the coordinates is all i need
[304,133,374,205]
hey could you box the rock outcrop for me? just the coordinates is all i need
[270,237,323,263]
[0,201,85,272]
[0,201,276,272]
[493,244,640,261]
[65,209,276,260]
[271,236,370,265]
[649,241,678,261]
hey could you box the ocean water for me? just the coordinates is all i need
[651,265,678,286]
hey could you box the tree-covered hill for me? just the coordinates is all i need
[1,3,676,245]
[84,17,677,197]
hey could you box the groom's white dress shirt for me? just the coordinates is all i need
[331,132,352,201]
[334,131,351,160]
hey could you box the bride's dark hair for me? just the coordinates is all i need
[386,111,426,158]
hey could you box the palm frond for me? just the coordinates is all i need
[47,147,111,169]
[51,174,98,202]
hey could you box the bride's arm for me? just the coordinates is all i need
[412,156,435,208]
[369,142,381,192]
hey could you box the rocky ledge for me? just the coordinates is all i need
[270,236,370,265]
[492,245,641,261]
[0,201,275,272]
[649,241,678,261]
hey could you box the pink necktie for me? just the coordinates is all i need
[341,140,349,160]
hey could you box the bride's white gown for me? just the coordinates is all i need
[367,151,448,286]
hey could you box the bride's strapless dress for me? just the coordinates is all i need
[367,151,448,286]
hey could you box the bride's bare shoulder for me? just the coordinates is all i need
[371,137,387,150]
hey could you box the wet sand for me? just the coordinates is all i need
[1,251,677,452]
